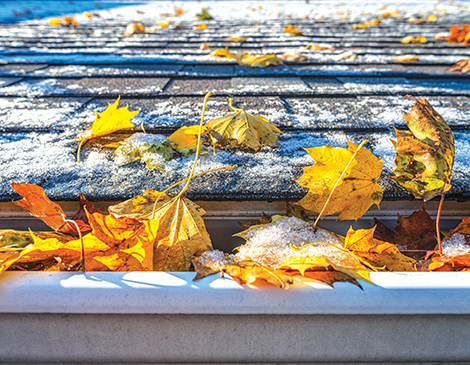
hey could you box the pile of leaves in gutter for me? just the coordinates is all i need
[0,91,467,290]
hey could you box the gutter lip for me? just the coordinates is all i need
[1,271,470,315]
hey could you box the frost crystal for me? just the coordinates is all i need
[236,216,344,267]
[442,233,470,257]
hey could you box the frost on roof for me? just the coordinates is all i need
[2,128,470,202]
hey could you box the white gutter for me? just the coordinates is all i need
[0,271,470,315]
[1,272,470,363]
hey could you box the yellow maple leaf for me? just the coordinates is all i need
[109,191,212,271]
[239,54,284,67]
[283,24,304,36]
[394,55,419,62]
[77,97,139,162]
[296,139,383,221]
[209,47,240,61]
[223,261,293,289]
[167,125,208,155]
[15,211,158,272]
[124,22,145,36]
[204,98,281,151]
[343,226,416,271]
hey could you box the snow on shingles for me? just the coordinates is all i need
[1,128,469,201]
[0,79,71,97]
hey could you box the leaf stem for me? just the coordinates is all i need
[77,139,86,163]
[65,219,85,272]
[178,91,212,198]
[436,193,445,255]
[150,91,214,219]
[313,139,368,228]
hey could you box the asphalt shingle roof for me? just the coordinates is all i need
[1,1,470,203]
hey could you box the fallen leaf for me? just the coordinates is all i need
[373,205,440,254]
[427,14,438,22]
[159,22,168,28]
[113,133,174,171]
[50,16,78,26]
[197,8,213,20]
[167,125,208,155]
[301,269,363,289]
[283,24,303,36]
[204,98,281,151]
[447,23,470,44]
[310,44,336,51]
[390,96,455,200]
[11,183,89,234]
[280,46,308,62]
[224,261,293,289]
[238,212,273,230]
[450,57,470,73]
[353,17,381,29]
[295,139,383,221]
[49,19,62,26]
[77,97,139,162]
[16,211,159,272]
[209,47,240,60]
[124,22,145,36]
[394,55,419,62]
[279,246,373,284]
[199,42,210,50]
[401,36,426,44]
[71,194,101,228]
[109,191,213,271]
[174,7,184,15]
[344,226,416,271]
[424,253,470,271]
[228,36,247,43]
[285,202,310,221]
[441,217,470,247]
[239,54,284,67]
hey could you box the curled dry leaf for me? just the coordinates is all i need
[447,23,470,45]
[195,24,207,30]
[223,262,293,289]
[244,53,283,67]
[227,36,247,43]
[77,96,139,162]
[450,57,470,74]
[283,24,303,36]
[239,53,284,67]
[310,44,336,51]
[197,8,213,20]
[280,244,373,284]
[124,22,145,36]
[204,98,281,151]
[109,190,213,271]
[199,42,210,50]
[344,226,416,271]
[353,17,381,29]
[390,96,454,200]
[16,211,159,272]
[401,36,426,44]
[11,183,90,234]
[209,47,240,61]
[373,205,440,254]
[238,212,273,230]
[394,55,419,62]
[295,139,383,221]
[50,16,78,26]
